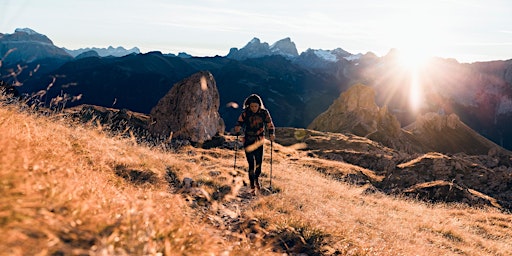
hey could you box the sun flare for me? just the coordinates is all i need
[384,2,449,114]
[397,49,430,71]
[409,71,422,112]
[396,49,430,113]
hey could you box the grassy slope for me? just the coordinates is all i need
[1,104,511,255]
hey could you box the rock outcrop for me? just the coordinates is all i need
[308,84,398,135]
[276,126,512,210]
[308,83,409,151]
[383,152,512,209]
[149,71,225,144]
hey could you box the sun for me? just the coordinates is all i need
[395,48,431,113]
[397,48,430,71]
[383,2,449,114]
[395,48,432,113]
[392,29,441,114]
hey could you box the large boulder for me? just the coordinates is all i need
[149,71,225,144]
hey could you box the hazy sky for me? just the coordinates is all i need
[1,0,511,63]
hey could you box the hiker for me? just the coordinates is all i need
[234,94,275,195]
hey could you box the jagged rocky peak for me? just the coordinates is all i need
[148,71,225,144]
[308,83,401,137]
[227,37,271,60]
[270,37,299,58]
[227,37,299,60]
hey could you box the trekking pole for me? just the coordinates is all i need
[269,140,273,190]
[234,135,238,170]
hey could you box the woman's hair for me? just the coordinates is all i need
[243,94,266,109]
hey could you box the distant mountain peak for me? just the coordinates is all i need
[0,28,70,64]
[248,37,261,45]
[6,27,54,45]
[227,37,299,60]
[15,28,40,35]
[270,37,299,58]
[226,38,270,60]
[227,37,359,69]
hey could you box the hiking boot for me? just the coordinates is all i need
[255,180,261,191]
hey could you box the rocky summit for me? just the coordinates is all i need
[148,71,225,144]
[308,83,398,134]
[308,83,406,150]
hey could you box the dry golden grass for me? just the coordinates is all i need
[1,103,512,255]
[0,105,240,255]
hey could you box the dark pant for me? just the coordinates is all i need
[245,144,264,189]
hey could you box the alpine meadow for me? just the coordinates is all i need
[1,90,511,255]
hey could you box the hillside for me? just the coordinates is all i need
[1,101,512,255]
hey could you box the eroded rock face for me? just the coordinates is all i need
[307,83,406,152]
[309,84,401,136]
[149,71,225,144]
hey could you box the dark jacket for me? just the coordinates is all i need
[235,108,275,145]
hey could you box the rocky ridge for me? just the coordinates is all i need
[0,28,72,64]
[64,46,141,58]
[308,83,412,152]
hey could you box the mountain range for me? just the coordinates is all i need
[1,28,512,150]
[64,46,141,58]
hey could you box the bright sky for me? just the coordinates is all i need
[1,0,511,63]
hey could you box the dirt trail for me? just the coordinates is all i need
[169,143,282,251]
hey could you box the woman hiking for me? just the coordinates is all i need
[234,94,275,196]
